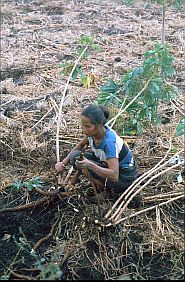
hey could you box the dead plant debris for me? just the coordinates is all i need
[0,0,184,280]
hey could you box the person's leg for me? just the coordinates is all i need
[69,150,83,167]
[69,150,100,167]
[106,179,142,208]
[87,175,106,191]
[106,179,133,199]
[69,150,106,186]
[69,150,83,185]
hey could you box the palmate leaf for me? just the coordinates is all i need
[10,176,45,192]
[98,41,179,136]
[100,80,119,94]
[71,67,79,81]
[98,92,122,108]
[59,61,76,77]
[23,182,34,191]
[78,35,101,51]
[144,42,176,78]
[78,35,94,46]
[10,179,24,190]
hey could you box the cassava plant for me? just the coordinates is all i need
[59,35,100,88]
[98,42,178,135]
[9,176,44,191]
[56,35,101,168]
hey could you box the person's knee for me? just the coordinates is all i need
[69,150,82,167]
[83,151,97,161]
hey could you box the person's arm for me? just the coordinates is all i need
[76,157,119,182]
[55,137,89,173]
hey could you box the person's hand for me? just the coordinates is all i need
[75,158,91,170]
[55,162,66,173]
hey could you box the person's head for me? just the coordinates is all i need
[81,104,109,137]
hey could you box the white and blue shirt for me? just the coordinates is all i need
[88,126,135,169]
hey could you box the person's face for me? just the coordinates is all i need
[81,116,98,137]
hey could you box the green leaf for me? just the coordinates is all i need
[122,79,132,91]
[81,76,91,88]
[71,67,78,80]
[59,62,74,76]
[137,122,143,135]
[98,41,180,134]
[176,118,185,136]
[100,80,119,94]
[145,50,156,56]
[10,179,23,190]
[123,127,137,136]
[116,274,132,280]
[172,146,178,154]
[0,275,11,280]
[78,35,94,46]
[152,82,160,92]
[177,172,183,183]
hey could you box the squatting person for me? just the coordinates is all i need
[55,104,139,203]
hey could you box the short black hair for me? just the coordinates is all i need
[81,104,109,125]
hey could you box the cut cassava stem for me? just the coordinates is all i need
[0,196,52,213]
[0,191,73,213]
[104,141,173,219]
[107,147,183,221]
[55,46,88,184]
[10,271,36,280]
[113,194,184,226]
[56,47,88,160]
[110,151,184,221]
[63,166,74,185]
[32,218,59,251]
[111,161,184,224]
[144,191,184,201]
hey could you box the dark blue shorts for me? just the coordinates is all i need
[70,150,138,195]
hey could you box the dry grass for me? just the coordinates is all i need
[0,0,184,280]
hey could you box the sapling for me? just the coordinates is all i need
[98,42,178,135]
[59,35,100,88]
[56,35,101,181]
[9,176,44,191]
